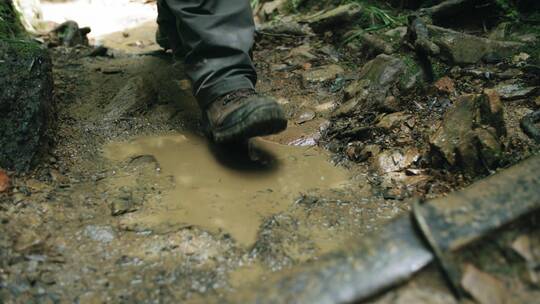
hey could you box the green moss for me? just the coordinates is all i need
[399,54,421,85]
[0,0,24,39]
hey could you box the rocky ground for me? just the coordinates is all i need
[1,0,540,303]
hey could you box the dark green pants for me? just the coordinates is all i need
[157,0,257,109]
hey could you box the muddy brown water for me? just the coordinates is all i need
[104,133,350,247]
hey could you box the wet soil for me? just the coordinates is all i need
[1,4,540,303]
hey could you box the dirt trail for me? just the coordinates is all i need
[2,1,540,303]
[1,20,397,303]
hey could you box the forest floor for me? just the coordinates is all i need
[1,0,540,303]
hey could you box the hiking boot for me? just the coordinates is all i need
[202,89,287,143]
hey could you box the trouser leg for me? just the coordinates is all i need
[156,0,183,53]
[163,0,257,109]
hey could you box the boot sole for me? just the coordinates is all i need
[209,103,287,143]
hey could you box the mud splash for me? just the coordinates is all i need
[104,133,350,246]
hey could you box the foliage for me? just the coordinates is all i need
[494,0,519,21]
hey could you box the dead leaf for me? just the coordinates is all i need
[0,169,10,192]
[434,76,455,94]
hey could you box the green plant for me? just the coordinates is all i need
[494,0,519,21]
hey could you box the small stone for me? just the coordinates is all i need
[376,112,412,130]
[84,225,115,243]
[111,198,137,216]
[296,110,316,124]
[287,44,317,61]
[301,64,344,84]
[332,98,360,117]
[315,102,335,113]
[461,264,509,304]
[0,169,10,192]
[512,52,530,64]
[101,67,123,74]
[371,147,421,174]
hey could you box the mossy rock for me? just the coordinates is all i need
[0,39,54,171]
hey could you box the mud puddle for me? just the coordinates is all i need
[104,133,350,246]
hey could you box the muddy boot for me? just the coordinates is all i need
[202,89,287,143]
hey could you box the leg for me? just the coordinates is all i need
[156,0,184,55]
[163,0,257,109]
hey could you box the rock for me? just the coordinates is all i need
[344,79,371,100]
[0,169,9,192]
[428,25,524,65]
[359,54,405,89]
[376,112,413,130]
[461,264,509,304]
[345,54,406,111]
[332,98,361,117]
[384,26,408,40]
[493,82,537,100]
[296,110,316,124]
[301,64,344,84]
[433,76,455,94]
[258,0,287,21]
[430,93,506,173]
[49,21,91,47]
[300,3,363,33]
[84,225,115,243]
[371,147,421,174]
[511,234,540,264]
[512,52,530,64]
[104,76,156,121]
[0,40,54,171]
[287,44,317,66]
[354,32,395,56]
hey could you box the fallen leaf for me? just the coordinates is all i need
[434,76,455,94]
[0,169,9,192]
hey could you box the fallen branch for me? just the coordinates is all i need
[421,0,474,17]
